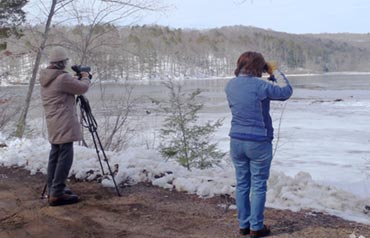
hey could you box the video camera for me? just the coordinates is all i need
[71,64,92,80]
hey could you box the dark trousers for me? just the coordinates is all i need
[47,142,73,197]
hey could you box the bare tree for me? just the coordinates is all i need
[0,94,20,131]
[14,0,166,138]
[55,0,165,150]
[272,102,287,157]
[57,0,164,65]
[14,0,73,138]
[99,83,136,151]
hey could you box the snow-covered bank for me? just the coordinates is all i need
[2,71,370,87]
[0,134,369,225]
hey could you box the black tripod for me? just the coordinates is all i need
[41,95,121,198]
[75,95,121,196]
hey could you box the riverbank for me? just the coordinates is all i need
[0,166,369,238]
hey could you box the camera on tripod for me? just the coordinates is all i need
[71,64,92,80]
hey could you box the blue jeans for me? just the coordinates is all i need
[230,138,273,231]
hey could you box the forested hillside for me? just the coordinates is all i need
[2,25,370,84]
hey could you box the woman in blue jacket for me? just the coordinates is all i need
[225,51,293,237]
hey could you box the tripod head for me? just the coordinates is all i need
[71,65,92,80]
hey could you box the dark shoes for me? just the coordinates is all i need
[250,225,271,238]
[46,188,75,199]
[49,194,80,206]
[240,227,250,235]
[64,187,74,195]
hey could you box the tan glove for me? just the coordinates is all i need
[80,72,90,79]
[266,61,278,75]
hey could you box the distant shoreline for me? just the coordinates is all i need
[1,71,370,87]
[287,71,370,77]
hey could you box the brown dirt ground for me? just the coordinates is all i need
[0,166,369,238]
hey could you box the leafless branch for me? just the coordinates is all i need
[98,84,136,151]
[101,0,161,11]
[0,94,21,130]
[273,102,287,157]
[55,0,74,13]
[234,0,254,5]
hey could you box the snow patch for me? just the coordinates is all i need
[0,134,369,225]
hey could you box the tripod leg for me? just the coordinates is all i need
[94,131,121,197]
[40,183,47,199]
[78,95,121,197]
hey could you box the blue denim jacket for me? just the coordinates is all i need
[225,72,293,141]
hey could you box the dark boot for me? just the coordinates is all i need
[46,188,74,199]
[49,194,80,206]
[64,187,74,195]
[250,225,270,238]
[240,227,250,235]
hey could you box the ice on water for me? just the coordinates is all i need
[1,73,370,224]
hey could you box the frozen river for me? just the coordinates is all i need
[81,73,370,198]
[1,72,370,223]
[1,73,370,198]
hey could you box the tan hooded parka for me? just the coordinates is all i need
[39,68,90,144]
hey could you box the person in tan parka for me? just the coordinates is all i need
[39,47,90,206]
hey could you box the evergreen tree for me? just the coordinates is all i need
[154,80,225,170]
[0,0,28,50]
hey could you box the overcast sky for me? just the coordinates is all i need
[25,0,370,34]
[141,0,370,34]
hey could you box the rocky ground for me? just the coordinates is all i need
[0,166,369,238]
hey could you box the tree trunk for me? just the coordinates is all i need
[14,0,58,138]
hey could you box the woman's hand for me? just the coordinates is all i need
[266,61,278,75]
